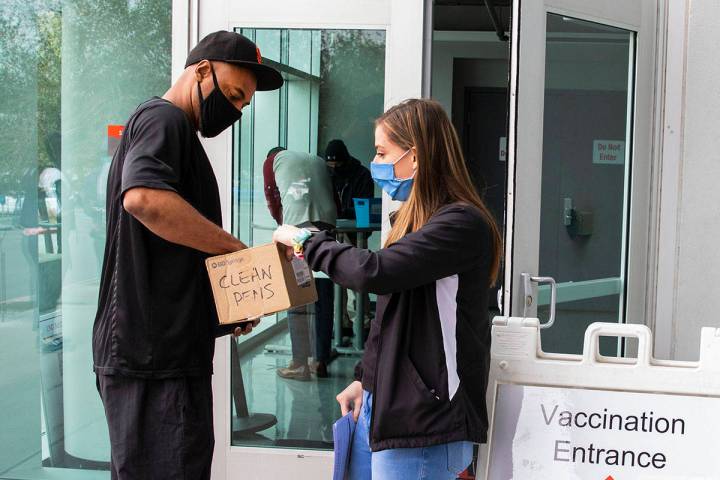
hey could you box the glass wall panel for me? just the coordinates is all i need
[231,28,385,450]
[0,0,171,477]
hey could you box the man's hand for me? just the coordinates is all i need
[336,380,364,422]
[123,187,246,254]
[233,318,260,337]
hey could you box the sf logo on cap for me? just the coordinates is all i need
[256,47,262,64]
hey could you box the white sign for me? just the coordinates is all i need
[488,384,720,480]
[593,140,625,165]
[499,136,507,162]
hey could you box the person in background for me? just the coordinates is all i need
[270,148,337,380]
[274,99,502,479]
[325,139,373,220]
[325,139,374,332]
[92,31,283,479]
[265,145,341,225]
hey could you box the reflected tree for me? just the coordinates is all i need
[318,30,385,164]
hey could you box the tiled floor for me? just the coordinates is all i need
[233,329,358,450]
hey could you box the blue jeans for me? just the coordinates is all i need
[348,390,473,480]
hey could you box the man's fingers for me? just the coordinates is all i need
[285,245,294,261]
[233,321,257,337]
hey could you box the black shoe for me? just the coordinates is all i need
[315,361,329,378]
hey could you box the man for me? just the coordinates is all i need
[92,31,282,479]
[324,139,374,331]
[324,139,373,219]
[267,149,336,379]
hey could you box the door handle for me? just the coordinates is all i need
[521,273,557,329]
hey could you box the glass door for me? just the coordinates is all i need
[191,2,426,478]
[505,0,656,355]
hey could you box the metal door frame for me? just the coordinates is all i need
[172,1,425,478]
[504,0,658,338]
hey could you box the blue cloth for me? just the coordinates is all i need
[333,412,357,480]
[348,390,473,480]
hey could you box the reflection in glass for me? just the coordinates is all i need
[0,0,171,477]
[231,28,385,450]
[537,15,634,355]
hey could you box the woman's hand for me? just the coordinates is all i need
[273,224,302,246]
[336,380,364,422]
[273,225,302,260]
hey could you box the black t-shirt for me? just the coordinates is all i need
[93,97,224,378]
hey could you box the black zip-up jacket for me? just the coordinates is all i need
[304,203,492,451]
[329,156,374,219]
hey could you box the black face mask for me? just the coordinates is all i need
[196,63,243,138]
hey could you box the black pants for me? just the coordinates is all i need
[96,374,214,480]
[314,278,334,362]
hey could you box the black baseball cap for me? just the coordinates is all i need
[185,31,284,91]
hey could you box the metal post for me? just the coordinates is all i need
[353,232,367,351]
[333,282,343,347]
[231,337,277,435]
[0,250,5,322]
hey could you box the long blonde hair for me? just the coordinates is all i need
[380,99,502,285]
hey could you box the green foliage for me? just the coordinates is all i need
[0,0,57,193]
[37,9,62,170]
[318,30,386,164]
[0,0,171,195]
[60,0,172,183]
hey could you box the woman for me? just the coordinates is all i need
[273,99,502,480]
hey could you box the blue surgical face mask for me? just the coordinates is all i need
[370,149,415,201]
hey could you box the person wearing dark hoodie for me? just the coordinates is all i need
[325,139,375,330]
[325,139,374,219]
[274,99,502,479]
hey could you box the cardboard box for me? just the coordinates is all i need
[206,243,317,325]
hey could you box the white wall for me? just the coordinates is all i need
[660,1,720,360]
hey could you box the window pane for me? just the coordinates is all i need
[231,28,385,450]
[254,29,282,63]
[537,14,634,355]
[288,30,312,73]
[0,0,171,477]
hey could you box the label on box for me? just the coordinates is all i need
[291,257,312,287]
